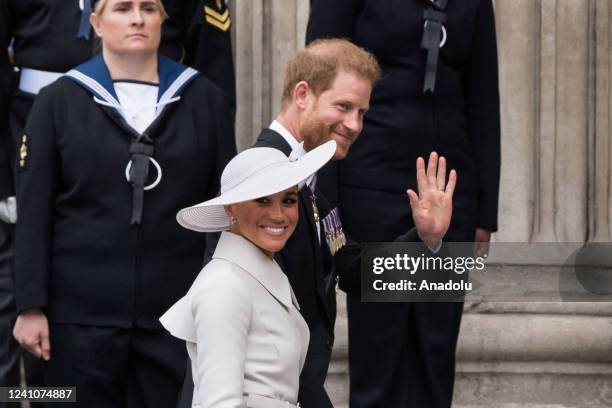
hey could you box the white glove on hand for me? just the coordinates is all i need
[0,196,17,224]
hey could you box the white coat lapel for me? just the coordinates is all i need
[213,232,294,309]
[159,232,299,343]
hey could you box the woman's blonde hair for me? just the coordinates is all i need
[93,0,168,20]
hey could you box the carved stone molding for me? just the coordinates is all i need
[588,0,612,242]
[230,0,308,151]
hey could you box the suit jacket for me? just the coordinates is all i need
[253,129,422,329]
[161,232,309,408]
[254,129,343,332]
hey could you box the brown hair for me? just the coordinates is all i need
[93,0,168,20]
[281,39,381,107]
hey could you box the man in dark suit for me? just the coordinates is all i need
[253,38,456,408]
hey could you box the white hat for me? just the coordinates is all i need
[177,140,336,232]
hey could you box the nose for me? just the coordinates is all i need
[344,111,362,134]
[131,8,145,25]
[268,201,285,222]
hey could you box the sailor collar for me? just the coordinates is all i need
[65,55,200,226]
[64,54,199,118]
[213,232,299,311]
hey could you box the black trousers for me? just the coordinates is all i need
[0,221,19,408]
[43,324,186,408]
[298,310,334,408]
[341,187,478,408]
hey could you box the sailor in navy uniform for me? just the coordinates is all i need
[0,1,236,401]
[10,1,236,404]
[307,1,500,406]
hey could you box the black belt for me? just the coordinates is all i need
[420,0,448,93]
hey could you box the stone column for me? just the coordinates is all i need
[229,0,309,151]
[455,1,612,407]
[589,0,612,243]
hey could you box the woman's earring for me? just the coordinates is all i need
[230,216,237,225]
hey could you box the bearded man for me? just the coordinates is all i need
[252,38,456,407]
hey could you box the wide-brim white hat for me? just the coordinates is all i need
[177,140,336,232]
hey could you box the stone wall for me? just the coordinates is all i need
[454,2,612,406]
[225,0,612,406]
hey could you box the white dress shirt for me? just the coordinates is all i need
[269,120,315,189]
[269,120,320,243]
[161,232,309,408]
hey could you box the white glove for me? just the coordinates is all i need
[0,196,17,224]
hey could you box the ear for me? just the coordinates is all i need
[293,81,312,110]
[90,13,102,37]
[223,205,233,218]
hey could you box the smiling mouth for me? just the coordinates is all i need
[333,131,353,141]
[261,226,288,236]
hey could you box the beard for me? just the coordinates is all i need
[300,113,333,152]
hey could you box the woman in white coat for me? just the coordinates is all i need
[161,141,337,408]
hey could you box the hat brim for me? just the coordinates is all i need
[176,141,336,232]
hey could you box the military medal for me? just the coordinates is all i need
[322,207,346,255]
[309,189,322,243]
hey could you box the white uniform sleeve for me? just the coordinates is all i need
[192,268,252,408]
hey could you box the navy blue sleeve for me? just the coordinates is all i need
[185,0,236,120]
[202,78,236,258]
[209,82,236,199]
[462,0,501,231]
[0,0,15,199]
[14,85,60,312]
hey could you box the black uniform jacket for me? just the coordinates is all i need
[254,129,422,329]
[161,0,236,115]
[0,0,97,200]
[14,55,236,328]
[306,0,501,231]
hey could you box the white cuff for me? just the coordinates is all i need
[426,239,442,254]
